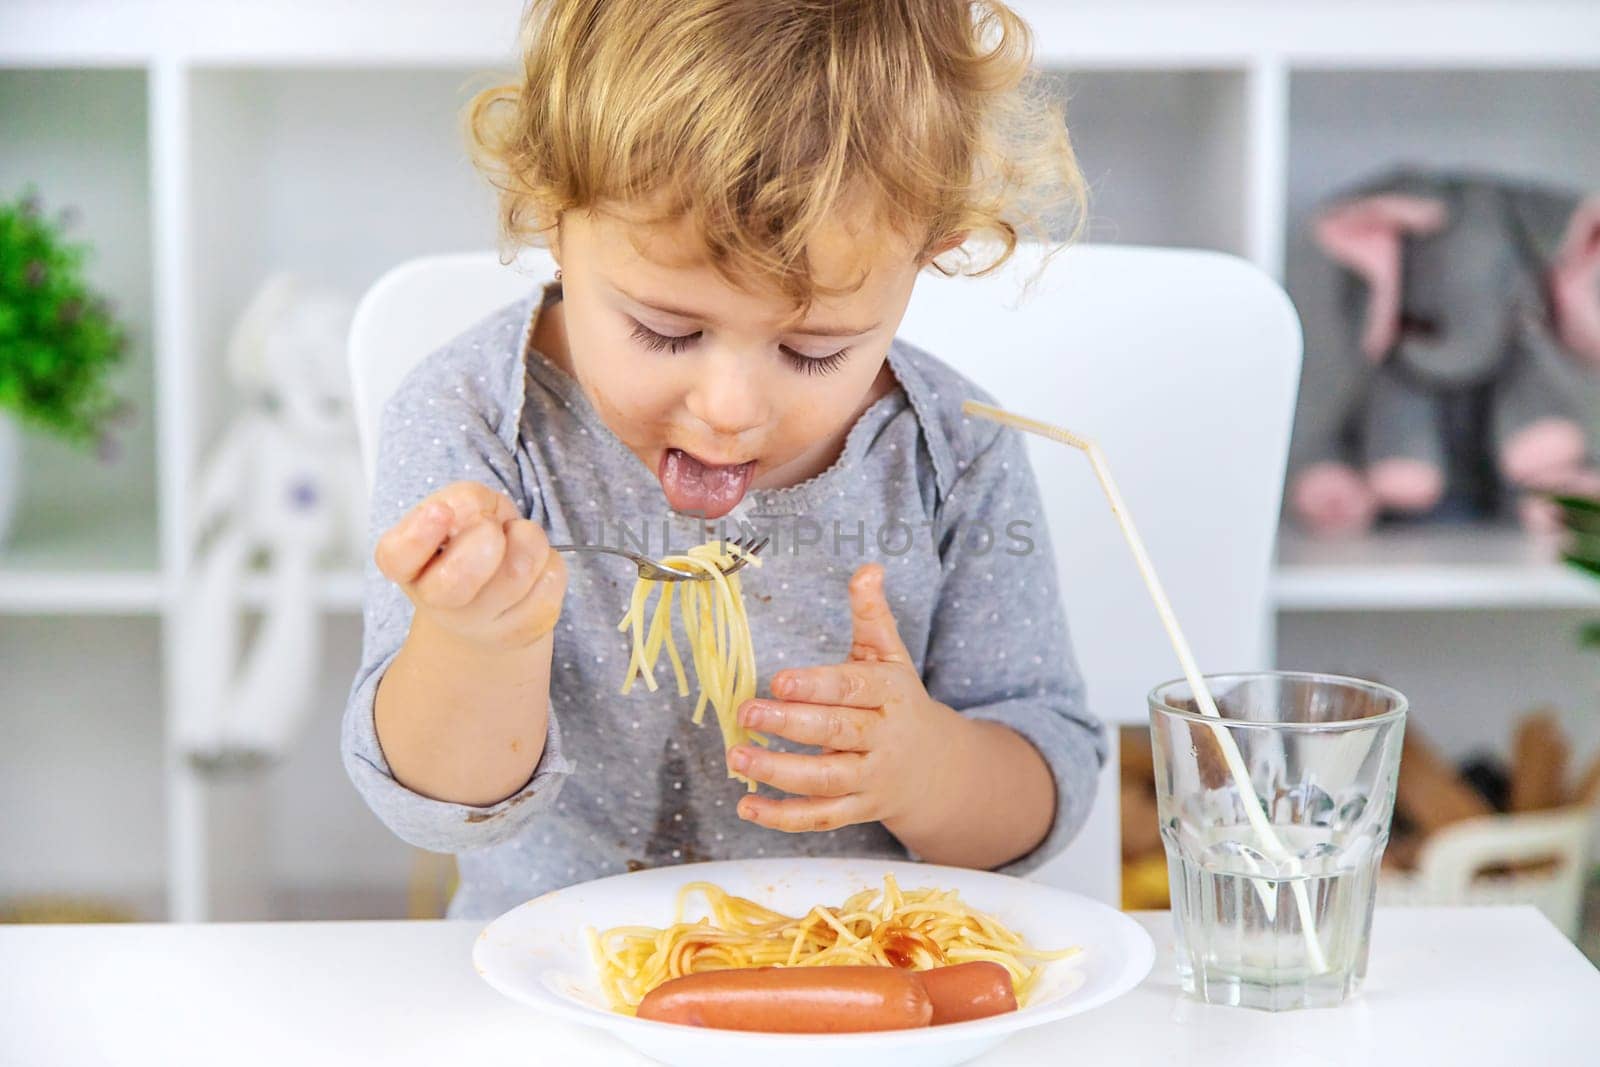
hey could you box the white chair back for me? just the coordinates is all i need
[348,248,560,476]
[896,245,1300,900]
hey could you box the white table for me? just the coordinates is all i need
[3,908,1595,1065]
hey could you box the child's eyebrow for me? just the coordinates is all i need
[615,284,879,339]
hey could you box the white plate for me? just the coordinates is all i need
[473,857,1155,1067]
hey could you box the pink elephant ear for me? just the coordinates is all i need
[1550,194,1600,364]
[1312,193,1449,362]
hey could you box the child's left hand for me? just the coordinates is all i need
[728,563,973,835]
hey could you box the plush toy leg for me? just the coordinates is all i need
[225,544,320,760]
[1501,418,1587,488]
[1497,312,1598,530]
[1364,366,1447,515]
[1517,469,1600,533]
[1291,461,1379,535]
[177,528,253,759]
[1501,420,1595,533]
[1369,458,1446,513]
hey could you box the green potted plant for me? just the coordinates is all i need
[1556,493,1600,650]
[1555,490,1600,962]
[0,187,129,546]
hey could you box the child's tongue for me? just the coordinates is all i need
[659,448,756,519]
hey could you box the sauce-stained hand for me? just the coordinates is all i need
[727,563,971,834]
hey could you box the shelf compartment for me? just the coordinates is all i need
[0,616,168,917]
[0,497,163,613]
[1285,68,1600,276]
[185,66,506,460]
[1280,68,1600,544]
[0,68,162,600]
[180,65,510,592]
[1040,67,1252,256]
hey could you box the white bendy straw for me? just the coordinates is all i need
[963,400,1327,973]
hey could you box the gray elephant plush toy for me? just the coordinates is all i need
[1290,167,1600,535]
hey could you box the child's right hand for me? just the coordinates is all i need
[374,481,567,651]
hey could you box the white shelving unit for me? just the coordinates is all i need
[2,1,1597,922]
[1275,526,1600,613]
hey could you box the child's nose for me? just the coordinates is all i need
[684,349,770,438]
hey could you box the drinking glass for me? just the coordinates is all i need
[1148,671,1407,1010]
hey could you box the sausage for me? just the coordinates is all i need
[913,962,1018,1025]
[635,965,932,1033]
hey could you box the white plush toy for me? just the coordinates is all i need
[178,273,367,771]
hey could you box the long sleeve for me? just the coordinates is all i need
[340,349,573,853]
[921,418,1107,875]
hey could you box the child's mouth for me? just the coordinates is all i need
[658,448,757,520]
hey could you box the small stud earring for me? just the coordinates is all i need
[554,269,563,281]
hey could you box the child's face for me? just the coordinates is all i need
[545,207,925,519]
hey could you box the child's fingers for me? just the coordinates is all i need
[735,699,879,751]
[494,547,567,641]
[727,745,867,798]
[734,793,871,834]
[411,518,507,609]
[374,500,453,584]
[471,520,552,618]
[434,480,522,536]
[374,482,520,586]
[846,563,913,665]
[771,663,892,709]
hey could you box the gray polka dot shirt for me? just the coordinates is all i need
[342,285,1105,919]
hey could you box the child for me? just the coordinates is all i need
[343,0,1105,920]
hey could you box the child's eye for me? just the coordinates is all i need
[781,346,850,376]
[631,320,700,354]
[631,317,846,375]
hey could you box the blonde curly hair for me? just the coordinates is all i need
[464,0,1086,309]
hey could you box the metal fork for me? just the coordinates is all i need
[548,533,771,582]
